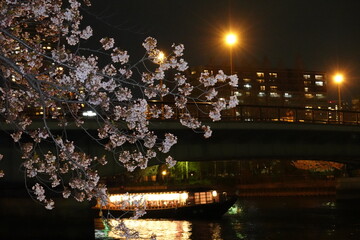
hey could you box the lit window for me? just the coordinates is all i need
[284,93,292,98]
[258,92,266,97]
[244,84,252,89]
[315,81,324,86]
[304,80,311,86]
[270,92,280,97]
[245,92,251,96]
[270,86,277,90]
[234,91,242,96]
[243,78,251,82]
[316,93,324,98]
[303,74,311,79]
[315,74,323,80]
[191,71,196,75]
[260,85,265,91]
[304,87,309,92]
[257,79,265,83]
[269,72,278,78]
[256,72,264,78]
[305,93,313,98]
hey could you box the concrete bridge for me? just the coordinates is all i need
[163,121,360,165]
[147,104,360,165]
[2,105,360,183]
[3,119,360,180]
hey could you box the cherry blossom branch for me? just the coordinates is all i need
[0,0,239,217]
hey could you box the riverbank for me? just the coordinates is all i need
[107,176,360,199]
[236,179,336,197]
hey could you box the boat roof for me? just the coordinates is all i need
[107,186,217,194]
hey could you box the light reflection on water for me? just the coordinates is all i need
[108,219,191,240]
[94,218,223,240]
[95,197,360,240]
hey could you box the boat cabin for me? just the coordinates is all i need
[97,190,220,210]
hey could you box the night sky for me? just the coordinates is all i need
[88,0,360,100]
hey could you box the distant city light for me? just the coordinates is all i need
[244,83,251,89]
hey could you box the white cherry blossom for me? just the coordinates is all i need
[100,37,115,50]
[228,74,239,87]
[165,156,176,168]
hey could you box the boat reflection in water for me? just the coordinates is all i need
[94,218,226,240]
[94,189,237,219]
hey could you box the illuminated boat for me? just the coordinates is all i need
[94,189,237,219]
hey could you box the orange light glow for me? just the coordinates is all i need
[225,33,237,45]
[334,74,344,84]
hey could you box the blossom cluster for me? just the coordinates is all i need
[0,0,239,213]
[32,183,55,210]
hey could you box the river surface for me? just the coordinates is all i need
[94,197,360,240]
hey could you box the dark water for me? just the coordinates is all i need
[95,197,360,240]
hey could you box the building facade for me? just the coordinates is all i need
[188,65,328,109]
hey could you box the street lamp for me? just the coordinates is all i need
[333,73,344,110]
[155,50,165,103]
[225,33,237,74]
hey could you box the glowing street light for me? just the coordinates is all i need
[225,33,237,74]
[225,33,237,45]
[157,51,165,63]
[333,73,344,110]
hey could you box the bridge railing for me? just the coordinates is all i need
[17,102,360,126]
[236,105,359,125]
[165,103,360,125]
